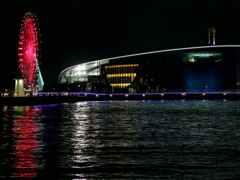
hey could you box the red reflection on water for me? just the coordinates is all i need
[11,107,40,178]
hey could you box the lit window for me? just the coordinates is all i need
[183,52,222,62]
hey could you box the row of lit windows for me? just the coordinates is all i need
[110,83,131,88]
[108,78,134,84]
[105,64,138,69]
[106,69,135,74]
[107,73,137,78]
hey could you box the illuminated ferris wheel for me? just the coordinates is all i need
[18,12,44,91]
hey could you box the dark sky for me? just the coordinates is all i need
[1,0,240,86]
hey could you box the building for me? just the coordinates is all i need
[58,44,240,93]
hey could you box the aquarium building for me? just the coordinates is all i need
[58,44,240,93]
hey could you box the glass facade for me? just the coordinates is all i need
[58,60,109,84]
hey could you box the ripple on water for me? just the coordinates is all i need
[1,100,240,179]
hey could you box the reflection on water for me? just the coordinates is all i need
[11,107,41,178]
[1,100,240,179]
[0,106,42,178]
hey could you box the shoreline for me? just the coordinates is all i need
[1,92,240,106]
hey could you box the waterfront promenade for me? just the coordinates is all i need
[1,92,240,105]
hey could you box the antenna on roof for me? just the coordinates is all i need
[208,26,216,45]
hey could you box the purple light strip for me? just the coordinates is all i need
[36,92,240,95]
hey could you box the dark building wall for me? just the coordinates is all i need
[142,53,166,92]
[183,61,223,91]
[217,48,236,90]
[165,47,240,91]
[165,51,184,91]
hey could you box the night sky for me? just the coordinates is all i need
[1,0,240,87]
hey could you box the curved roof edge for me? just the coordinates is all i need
[59,45,240,76]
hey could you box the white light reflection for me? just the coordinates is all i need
[71,175,88,180]
[70,102,95,169]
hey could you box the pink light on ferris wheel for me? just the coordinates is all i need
[18,12,41,90]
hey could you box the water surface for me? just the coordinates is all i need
[1,100,240,179]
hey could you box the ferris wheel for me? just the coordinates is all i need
[18,12,44,91]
